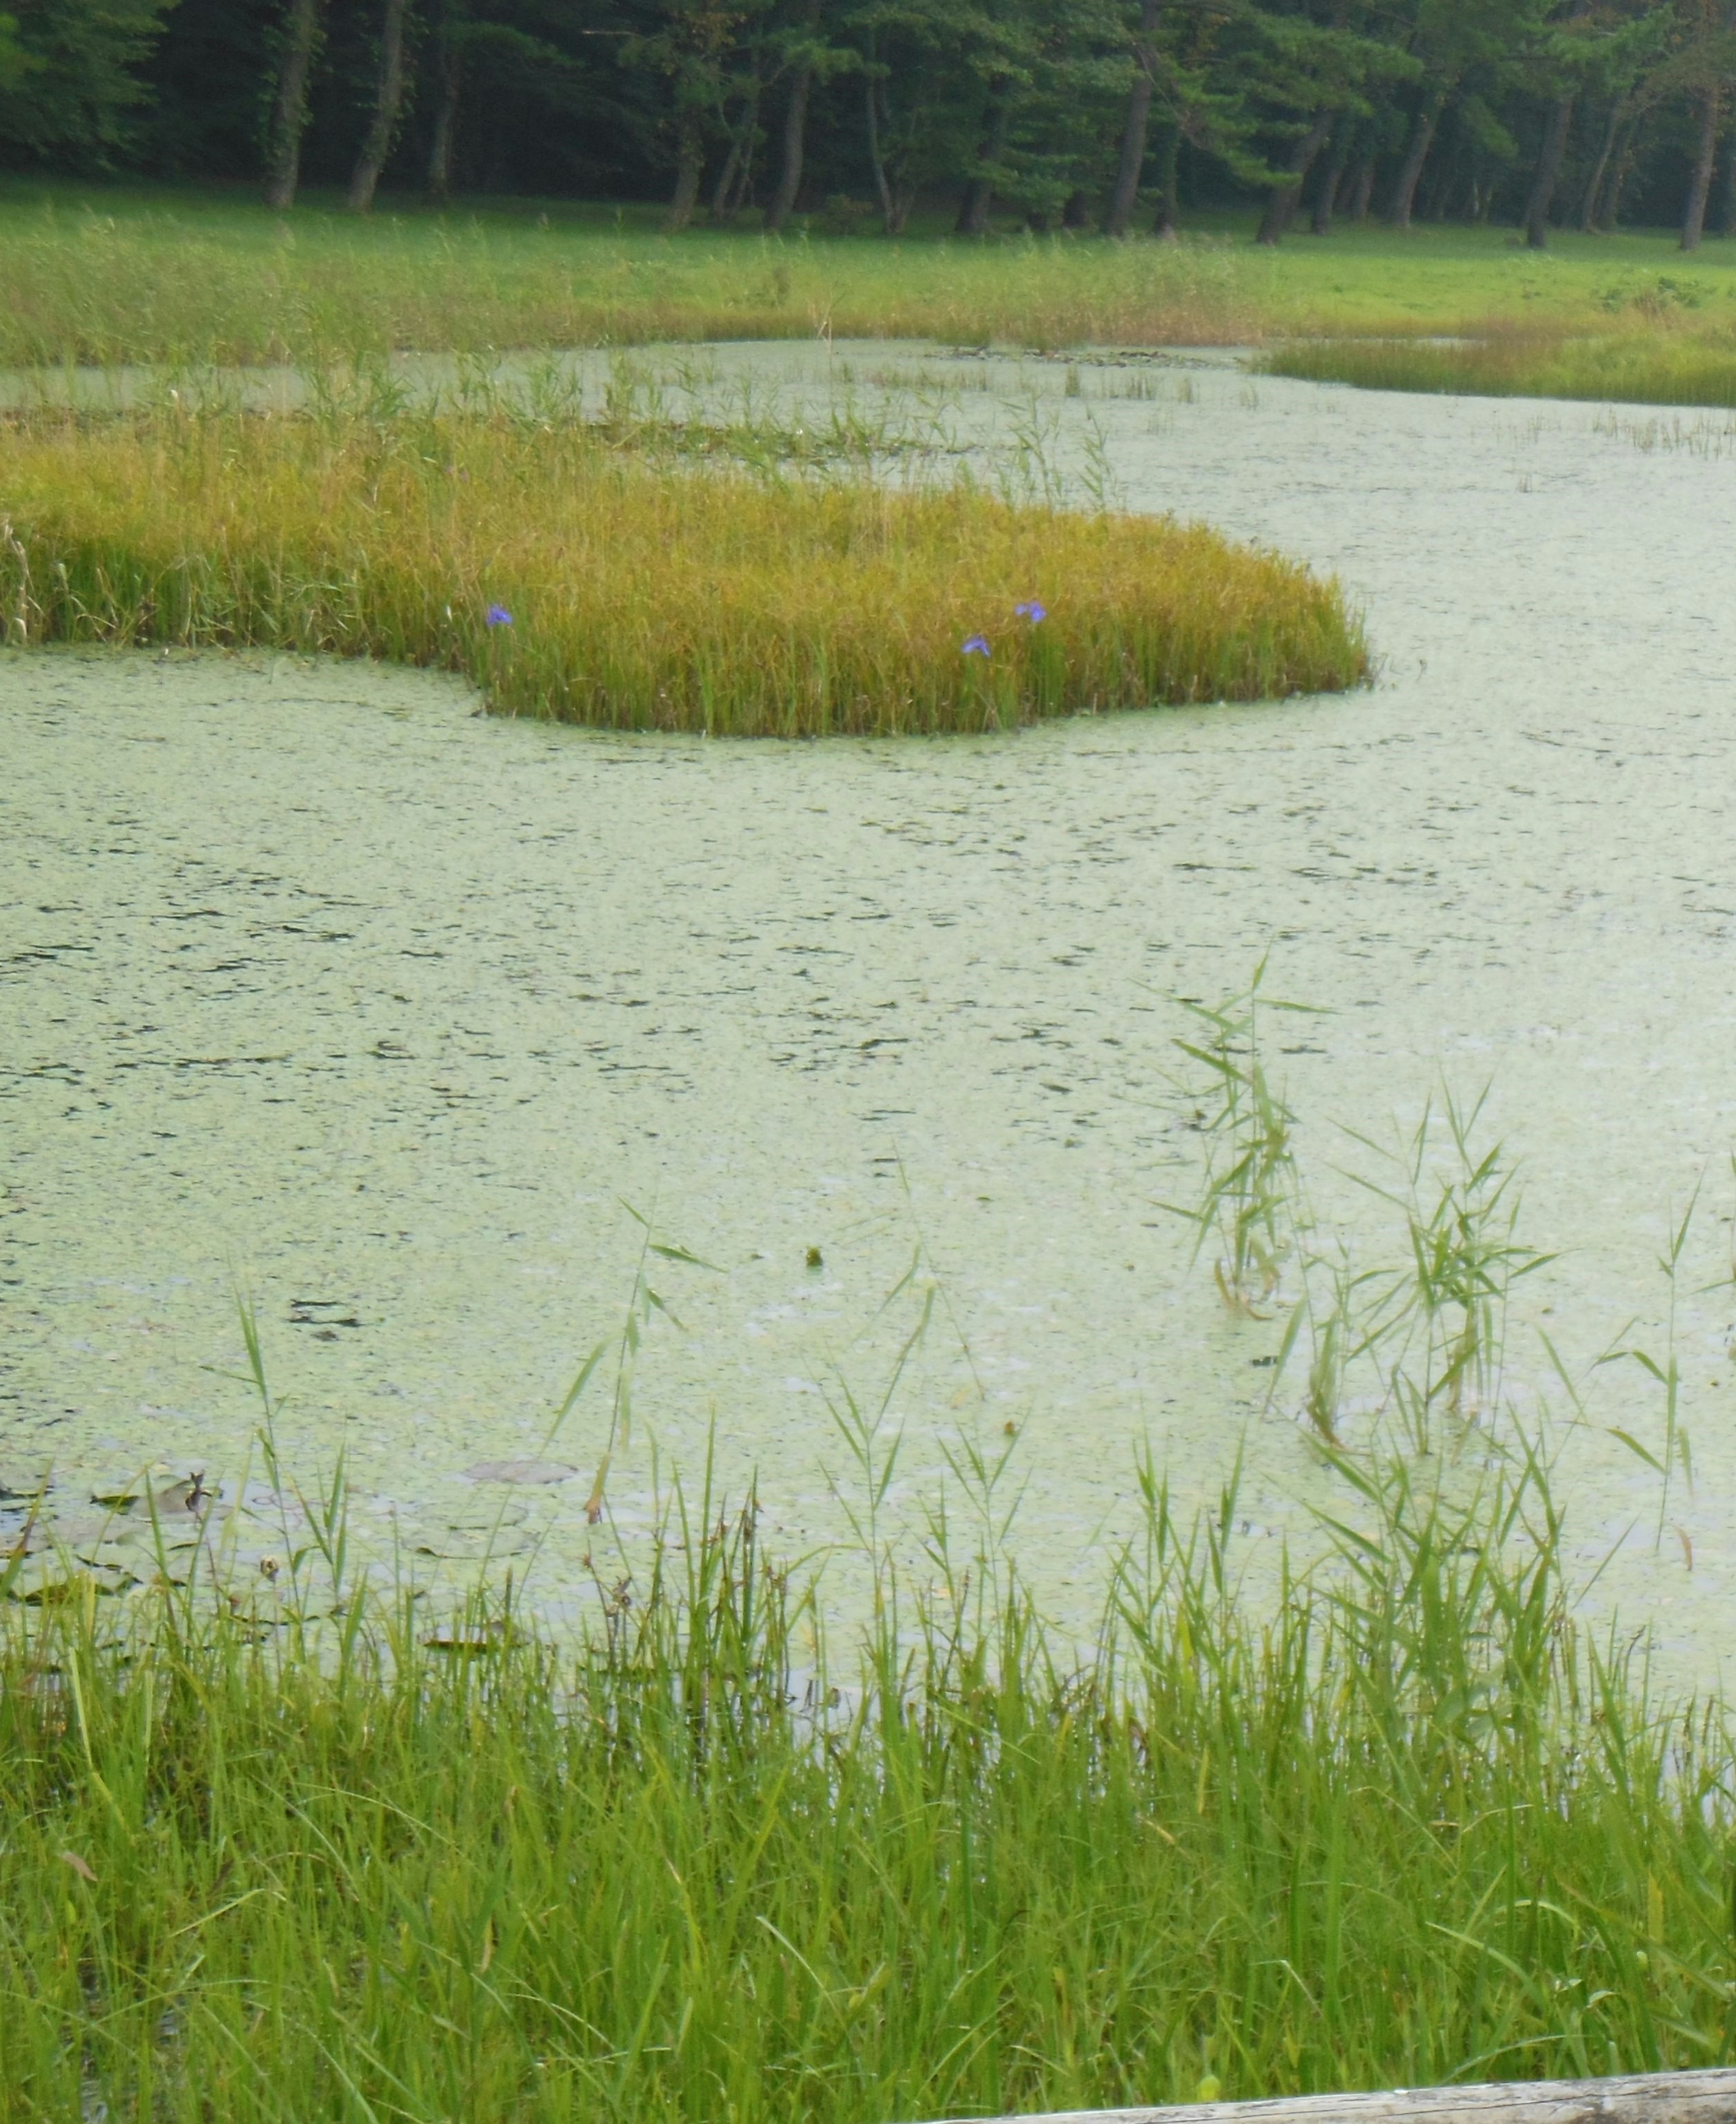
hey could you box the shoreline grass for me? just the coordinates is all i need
[0,407,1367,736]
[2,982,1727,2119]
[11,187,1736,379]
[1262,323,1736,408]
[3,1430,1731,2124]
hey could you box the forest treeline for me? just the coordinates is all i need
[6,0,1736,248]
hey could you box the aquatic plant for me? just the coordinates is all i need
[1163,976,1552,1451]
[1160,957,1315,1314]
[1262,325,1736,410]
[1,1394,1731,2122]
[0,406,1368,736]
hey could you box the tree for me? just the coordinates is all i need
[13,0,1734,250]
[0,14,33,99]
[423,0,463,198]
[763,0,857,231]
[1000,0,1127,230]
[1104,0,1162,236]
[0,0,175,165]
[1383,0,1536,228]
[348,0,413,212]
[853,0,981,235]
[1668,0,1736,247]
[1119,0,1276,240]
[410,3,608,206]
[1241,0,1418,246]
[264,0,327,207]
[624,0,750,232]
[1523,0,1594,246]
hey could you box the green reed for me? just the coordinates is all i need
[6,1017,1736,2118]
[3,1393,1734,2124]
[1262,328,1736,409]
[1160,958,1316,1316]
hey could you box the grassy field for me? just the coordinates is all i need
[8,182,1736,396]
[2,1430,1731,2124]
[0,401,1366,735]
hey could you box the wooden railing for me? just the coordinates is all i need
[922,2068,1736,2124]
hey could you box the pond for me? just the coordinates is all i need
[4,348,1735,1666]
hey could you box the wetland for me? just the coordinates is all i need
[5,347,1736,1671]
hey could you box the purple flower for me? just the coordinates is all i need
[1015,600,1047,623]
[486,604,514,628]
[962,634,991,658]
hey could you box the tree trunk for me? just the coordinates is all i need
[1578,97,1623,231]
[1599,114,1643,230]
[1418,133,1458,220]
[1153,121,1181,238]
[1524,0,1589,248]
[1524,92,1576,248]
[425,4,462,204]
[1104,0,1162,240]
[665,108,705,233]
[1312,119,1354,235]
[264,0,325,209]
[1683,85,1722,250]
[764,61,811,232]
[1257,108,1331,245]
[1349,151,1377,222]
[347,0,409,213]
[864,79,914,233]
[956,178,992,236]
[711,73,761,224]
[956,91,1009,235]
[1721,127,1736,231]
[865,61,893,234]
[1062,187,1092,230]
[1388,89,1446,229]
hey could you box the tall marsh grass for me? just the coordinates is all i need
[5,969,1731,2119]
[13,197,1736,374]
[4,1431,1735,2123]
[0,201,1266,368]
[1264,324,1736,408]
[0,407,1366,735]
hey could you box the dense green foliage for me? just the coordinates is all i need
[0,1,175,163]
[9,0,1736,252]
[2,1438,1732,2121]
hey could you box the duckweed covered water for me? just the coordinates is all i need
[4,349,1736,1666]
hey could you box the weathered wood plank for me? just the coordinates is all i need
[923,2067,1736,2124]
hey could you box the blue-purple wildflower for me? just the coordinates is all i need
[1015,600,1047,623]
[962,634,991,658]
[486,604,514,628]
